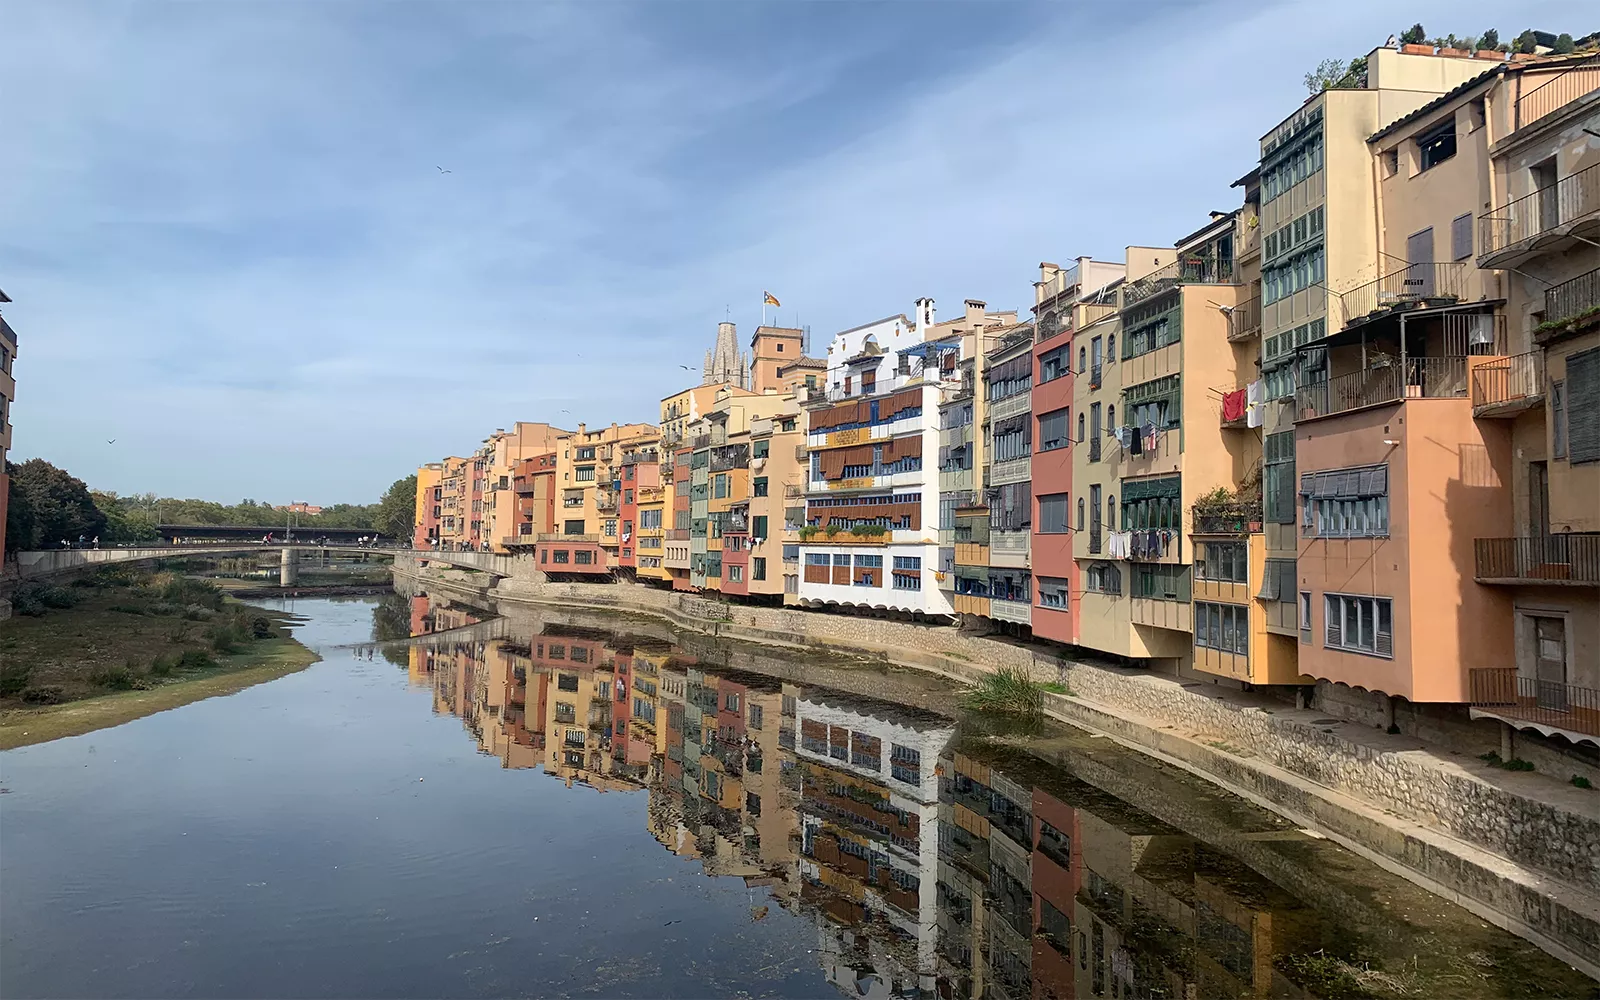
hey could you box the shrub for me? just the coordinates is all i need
[964,666,1044,719]
[21,686,67,705]
[178,650,217,670]
[11,590,45,616]
[849,524,887,538]
[250,616,274,639]
[108,604,147,616]
[0,664,33,698]
[1573,775,1594,790]
[209,624,243,654]
[37,586,81,609]
[90,665,140,690]
[149,653,176,678]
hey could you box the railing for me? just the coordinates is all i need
[1474,534,1600,585]
[1122,254,1235,306]
[1470,351,1545,414]
[1089,363,1102,389]
[1088,438,1101,462]
[1544,267,1600,329]
[512,478,536,494]
[784,484,805,498]
[795,444,809,461]
[1088,522,1102,554]
[1227,296,1262,342]
[1296,357,1466,419]
[1480,162,1600,260]
[1337,262,1469,328]
[1192,501,1264,534]
[690,435,712,450]
[666,529,689,540]
[1469,668,1600,740]
[1514,53,1600,130]
[539,533,600,543]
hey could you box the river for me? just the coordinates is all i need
[1,591,1594,999]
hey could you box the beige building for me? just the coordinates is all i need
[537,422,658,575]
[480,422,570,552]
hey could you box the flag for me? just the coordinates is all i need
[763,291,781,308]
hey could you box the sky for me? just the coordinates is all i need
[0,0,1572,503]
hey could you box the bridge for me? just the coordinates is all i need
[9,544,533,587]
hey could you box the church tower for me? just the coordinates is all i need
[702,321,748,389]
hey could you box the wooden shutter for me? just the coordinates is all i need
[1325,595,1341,648]
[1567,347,1600,464]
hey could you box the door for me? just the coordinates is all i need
[1533,616,1568,711]
[1406,228,1435,299]
[1531,159,1558,235]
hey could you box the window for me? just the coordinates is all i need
[640,509,662,529]
[1552,379,1567,459]
[752,515,768,538]
[1451,212,1473,260]
[1195,602,1249,655]
[552,549,570,564]
[603,518,618,537]
[713,474,728,499]
[853,553,883,587]
[1078,346,1086,373]
[753,557,766,580]
[1077,412,1085,442]
[1076,497,1085,531]
[1038,577,1069,608]
[1257,558,1296,602]
[1133,563,1190,601]
[753,439,770,459]
[1568,348,1599,464]
[576,447,595,461]
[1039,494,1069,533]
[1265,431,1296,523]
[1301,465,1390,538]
[1084,562,1121,595]
[753,477,769,497]
[1324,594,1393,657]
[1040,346,1071,383]
[728,565,744,583]
[1417,118,1456,171]
[575,465,596,482]
[1106,334,1115,360]
[574,550,593,564]
[1195,541,1247,583]
[1107,494,1116,527]
[564,519,585,535]
[1039,408,1069,451]
[1299,591,1312,633]
[892,555,921,591]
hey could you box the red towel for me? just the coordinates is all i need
[1222,388,1248,422]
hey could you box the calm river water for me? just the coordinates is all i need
[1,592,1595,999]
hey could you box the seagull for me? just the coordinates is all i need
[678,365,697,371]
[106,439,116,444]
[1386,34,1397,47]
[436,166,451,174]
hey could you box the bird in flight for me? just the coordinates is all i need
[106,439,116,445]
[436,166,451,174]
[678,364,697,371]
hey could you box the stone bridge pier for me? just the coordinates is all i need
[280,547,298,586]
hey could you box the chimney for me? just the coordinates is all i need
[964,299,986,329]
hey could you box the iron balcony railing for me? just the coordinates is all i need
[1474,534,1600,585]
[1479,161,1600,260]
[1337,262,1469,328]
[1192,501,1264,535]
[1088,520,1102,554]
[1469,668,1600,740]
[1545,266,1600,329]
[1088,437,1101,462]
[1296,357,1466,420]
[1089,363,1102,389]
[1227,296,1262,342]
[1514,53,1600,131]
[1122,253,1235,306]
[1470,351,1545,415]
[784,484,805,498]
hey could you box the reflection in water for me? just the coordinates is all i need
[402,594,1598,1000]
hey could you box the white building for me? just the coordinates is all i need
[796,299,966,616]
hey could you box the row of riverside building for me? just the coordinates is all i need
[413,42,1600,750]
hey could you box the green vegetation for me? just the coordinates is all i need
[1040,681,1071,696]
[848,523,887,538]
[5,458,106,552]
[0,567,318,748]
[376,474,418,542]
[1478,751,1537,771]
[963,666,1045,719]
[1572,775,1593,790]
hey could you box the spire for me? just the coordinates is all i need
[703,321,745,387]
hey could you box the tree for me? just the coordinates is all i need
[377,475,417,541]
[1400,23,1426,45]
[6,459,106,550]
[92,491,159,544]
[1480,28,1500,50]
[1553,33,1576,54]
[1515,29,1538,54]
[1304,58,1349,94]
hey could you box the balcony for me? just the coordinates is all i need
[594,491,618,512]
[1478,161,1600,269]
[1191,498,1263,535]
[1474,535,1600,586]
[989,598,1032,625]
[1122,253,1235,307]
[990,530,1029,569]
[512,477,537,495]
[1088,438,1101,463]
[666,528,690,540]
[989,456,1031,487]
[1089,363,1102,390]
[1470,352,1545,418]
[1541,267,1600,342]
[1336,262,1470,330]
[1469,668,1599,743]
[1296,357,1466,421]
[1226,296,1261,342]
[540,532,600,543]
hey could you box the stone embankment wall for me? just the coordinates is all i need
[394,557,1600,975]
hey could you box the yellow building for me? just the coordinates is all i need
[540,422,657,576]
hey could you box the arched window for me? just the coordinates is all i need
[1107,405,1115,430]
[1077,498,1085,531]
[1108,495,1116,527]
[1107,334,1115,360]
[1078,347,1086,373]
[1077,413,1085,442]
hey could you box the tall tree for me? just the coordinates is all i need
[6,459,106,549]
[377,475,418,541]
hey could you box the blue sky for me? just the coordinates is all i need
[1,0,1565,503]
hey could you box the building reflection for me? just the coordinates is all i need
[397,594,1360,1000]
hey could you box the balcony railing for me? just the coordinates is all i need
[1337,262,1469,329]
[1474,534,1600,585]
[539,533,600,543]
[1191,500,1264,535]
[1089,363,1102,389]
[1544,267,1600,331]
[1122,253,1235,307]
[1296,357,1466,420]
[1514,53,1600,131]
[1479,162,1600,261]
[666,529,690,540]
[1227,296,1262,342]
[1469,668,1600,741]
[1470,352,1545,417]
[784,484,805,499]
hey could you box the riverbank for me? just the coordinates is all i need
[397,558,1600,979]
[0,571,321,749]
